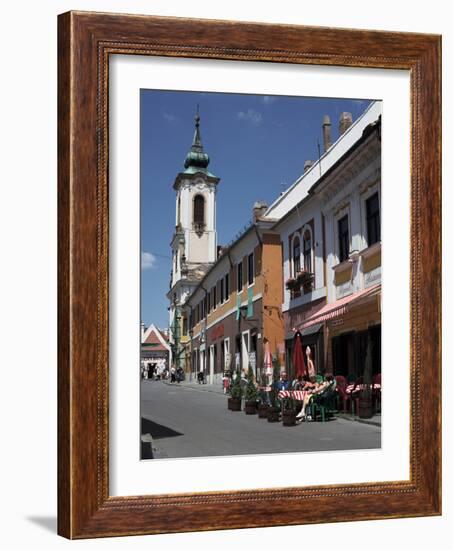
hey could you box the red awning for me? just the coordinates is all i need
[294,284,380,331]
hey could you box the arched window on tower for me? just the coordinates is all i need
[292,236,301,275]
[193,194,206,234]
[303,229,312,273]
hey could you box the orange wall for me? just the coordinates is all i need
[261,234,285,354]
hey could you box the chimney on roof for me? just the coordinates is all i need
[141,321,145,342]
[253,201,268,222]
[339,112,353,136]
[322,115,332,152]
[304,160,314,173]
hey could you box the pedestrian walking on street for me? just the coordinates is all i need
[176,366,184,383]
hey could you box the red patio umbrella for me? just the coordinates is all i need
[292,331,307,379]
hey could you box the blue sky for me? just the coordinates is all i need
[141,90,371,328]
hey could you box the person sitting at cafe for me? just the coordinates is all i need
[296,374,335,421]
[292,375,304,390]
[301,374,318,392]
[275,372,290,392]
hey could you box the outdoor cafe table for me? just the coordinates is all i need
[277,390,310,401]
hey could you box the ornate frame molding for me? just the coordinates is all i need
[58,11,441,538]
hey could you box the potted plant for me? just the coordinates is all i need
[257,374,270,418]
[295,269,313,285]
[296,269,314,292]
[266,393,281,422]
[244,366,258,414]
[281,396,297,426]
[227,369,242,411]
[285,277,300,291]
[358,335,374,418]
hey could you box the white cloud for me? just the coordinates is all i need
[142,251,157,270]
[237,109,263,125]
[261,95,277,104]
[162,111,178,123]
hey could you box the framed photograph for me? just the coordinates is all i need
[58,11,441,538]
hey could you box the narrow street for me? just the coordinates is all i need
[141,380,381,459]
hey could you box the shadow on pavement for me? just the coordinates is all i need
[141,417,183,440]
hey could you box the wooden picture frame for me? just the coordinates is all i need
[58,11,441,539]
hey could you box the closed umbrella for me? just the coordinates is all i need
[292,330,307,379]
[263,340,273,387]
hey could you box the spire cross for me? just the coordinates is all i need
[195,104,200,128]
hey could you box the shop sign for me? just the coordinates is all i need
[211,323,225,340]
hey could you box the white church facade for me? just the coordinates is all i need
[167,110,220,373]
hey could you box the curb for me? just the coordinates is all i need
[162,380,225,396]
[337,413,381,427]
[141,433,169,459]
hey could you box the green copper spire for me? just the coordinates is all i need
[184,107,211,172]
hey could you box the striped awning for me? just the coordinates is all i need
[294,284,380,331]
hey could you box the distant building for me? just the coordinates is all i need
[141,323,171,373]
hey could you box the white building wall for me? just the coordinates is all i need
[321,135,381,303]
[324,213,336,303]
[278,198,325,311]
[274,102,381,312]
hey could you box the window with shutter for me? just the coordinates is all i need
[237,262,243,293]
[225,273,230,300]
[293,236,301,274]
[248,253,254,286]
[303,230,312,273]
[338,215,349,262]
[366,192,380,246]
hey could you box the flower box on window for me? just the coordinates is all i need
[285,277,299,291]
[296,270,314,288]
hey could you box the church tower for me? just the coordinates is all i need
[171,109,219,287]
[168,109,220,371]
